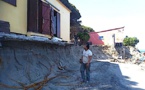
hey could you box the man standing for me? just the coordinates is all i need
[80,44,92,83]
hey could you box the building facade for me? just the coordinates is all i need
[89,27,125,46]
[0,0,71,41]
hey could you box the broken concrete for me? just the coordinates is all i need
[0,40,82,90]
[0,33,68,46]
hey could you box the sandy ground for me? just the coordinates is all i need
[73,60,145,90]
[114,62,145,90]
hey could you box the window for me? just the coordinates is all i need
[99,36,104,40]
[3,0,16,6]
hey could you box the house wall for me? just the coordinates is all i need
[0,0,27,34]
[98,31,116,45]
[98,29,124,46]
[42,0,71,41]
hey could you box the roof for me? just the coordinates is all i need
[96,26,125,33]
[57,0,71,12]
[88,32,104,45]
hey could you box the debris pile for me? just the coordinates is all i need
[0,33,67,45]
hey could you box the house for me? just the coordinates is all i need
[89,27,125,46]
[0,0,71,41]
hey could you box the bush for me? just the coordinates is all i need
[77,32,90,45]
[81,25,94,32]
[123,37,139,47]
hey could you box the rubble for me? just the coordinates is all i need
[0,32,67,46]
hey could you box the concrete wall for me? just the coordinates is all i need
[0,0,27,34]
[0,40,136,90]
[0,41,82,90]
[42,0,71,41]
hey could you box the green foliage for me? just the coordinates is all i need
[77,32,90,44]
[123,37,139,46]
[81,25,95,32]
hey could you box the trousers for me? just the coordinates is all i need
[80,63,91,81]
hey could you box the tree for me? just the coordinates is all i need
[81,25,95,32]
[77,32,90,45]
[123,37,139,47]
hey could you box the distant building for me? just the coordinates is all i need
[0,0,71,41]
[89,27,125,46]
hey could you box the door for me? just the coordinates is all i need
[42,2,51,34]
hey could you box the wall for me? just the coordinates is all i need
[98,31,116,45]
[0,40,82,90]
[0,0,27,34]
[98,29,124,46]
[42,0,71,41]
[0,40,139,90]
[115,29,124,43]
[0,40,113,90]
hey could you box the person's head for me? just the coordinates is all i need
[83,44,90,51]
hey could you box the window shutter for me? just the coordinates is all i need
[3,0,16,6]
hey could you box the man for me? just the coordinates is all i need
[80,44,92,83]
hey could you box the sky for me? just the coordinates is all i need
[69,0,145,50]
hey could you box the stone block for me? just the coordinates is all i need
[0,20,10,33]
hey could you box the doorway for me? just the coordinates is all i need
[51,9,60,37]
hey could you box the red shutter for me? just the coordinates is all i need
[3,0,16,6]
[42,2,51,34]
[27,0,41,32]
